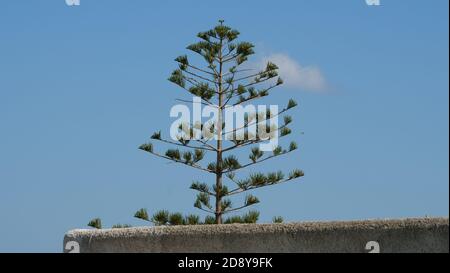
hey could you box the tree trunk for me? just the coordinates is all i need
[215,37,224,224]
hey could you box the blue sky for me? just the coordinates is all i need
[0,0,448,252]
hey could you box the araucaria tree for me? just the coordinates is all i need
[138,21,304,225]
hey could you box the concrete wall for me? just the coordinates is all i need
[63,217,449,253]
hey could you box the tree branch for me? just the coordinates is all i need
[222,202,258,214]
[191,188,216,197]
[222,124,289,152]
[153,137,215,151]
[222,68,255,77]
[232,68,277,83]
[221,106,292,136]
[195,206,215,214]
[194,139,218,151]
[222,76,275,95]
[184,63,217,77]
[230,85,277,107]
[223,149,294,173]
[175,98,217,108]
[227,175,301,196]
[183,69,219,85]
[143,150,215,173]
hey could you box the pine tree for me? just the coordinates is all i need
[139,21,304,224]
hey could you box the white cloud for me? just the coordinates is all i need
[258,53,327,91]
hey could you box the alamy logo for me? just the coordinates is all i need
[65,0,80,6]
[65,241,80,253]
[170,96,280,152]
[366,0,381,6]
[365,241,380,253]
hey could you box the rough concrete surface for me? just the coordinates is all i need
[63,217,449,253]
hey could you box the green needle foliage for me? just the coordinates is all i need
[185,214,201,225]
[88,218,102,229]
[87,218,132,229]
[150,210,170,226]
[272,216,284,224]
[134,208,150,222]
[137,20,304,225]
